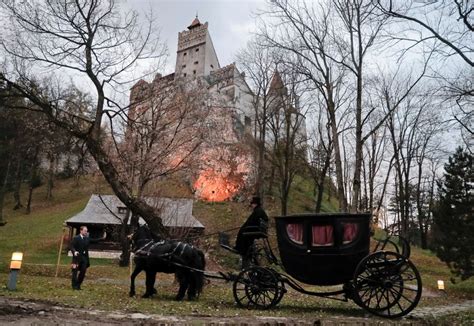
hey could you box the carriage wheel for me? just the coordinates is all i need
[353,251,422,318]
[233,266,281,309]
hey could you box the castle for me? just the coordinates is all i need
[129,17,306,201]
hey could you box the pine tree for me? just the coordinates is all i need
[432,147,473,280]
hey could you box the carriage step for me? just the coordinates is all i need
[220,244,240,254]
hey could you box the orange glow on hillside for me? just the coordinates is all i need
[194,170,241,202]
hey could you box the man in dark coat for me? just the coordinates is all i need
[70,226,104,290]
[235,196,268,269]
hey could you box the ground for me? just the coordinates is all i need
[1,295,473,325]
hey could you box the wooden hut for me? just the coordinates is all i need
[65,194,205,250]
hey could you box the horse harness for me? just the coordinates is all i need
[134,239,192,259]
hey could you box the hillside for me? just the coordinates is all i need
[0,175,472,323]
[0,173,335,266]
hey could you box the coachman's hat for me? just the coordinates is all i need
[250,196,261,206]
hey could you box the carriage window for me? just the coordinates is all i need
[312,225,334,246]
[342,223,359,244]
[286,223,303,245]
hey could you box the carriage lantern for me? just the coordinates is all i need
[7,252,23,291]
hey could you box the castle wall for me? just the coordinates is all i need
[128,19,258,201]
[203,32,220,76]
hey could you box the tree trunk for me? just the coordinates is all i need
[415,160,428,249]
[351,70,363,212]
[0,160,11,226]
[268,166,275,195]
[13,157,23,210]
[26,156,38,215]
[255,105,267,198]
[46,154,55,200]
[327,91,347,211]
[315,153,331,213]
[256,139,266,198]
[315,181,325,213]
[26,183,34,214]
[85,138,168,236]
[281,184,288,216]
[119,211,130,267]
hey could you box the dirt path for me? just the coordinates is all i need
[0,296,472,325]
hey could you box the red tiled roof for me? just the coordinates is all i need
[188,17,202,29]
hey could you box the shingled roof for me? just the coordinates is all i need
[65,194,204,229]
[188,16,202,30]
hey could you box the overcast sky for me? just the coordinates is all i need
[123,0,266,75]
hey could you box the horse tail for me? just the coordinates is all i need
[195,249,206,296]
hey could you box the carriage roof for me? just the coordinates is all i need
[274,213,371,285]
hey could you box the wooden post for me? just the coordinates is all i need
[55,227,67,278]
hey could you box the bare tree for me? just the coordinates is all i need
[307,107,333,212]
[375,0,473,138]
[375,0,473,67]
[236,40,279,198]
[0,0,173,234]
[331,0,389,211]
[123,77,209,198]
[361,111,389,212]
[414,135,443,249]
[258,0,351,210]
[386,87,444,239]
[265,68,308,215]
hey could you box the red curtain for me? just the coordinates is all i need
[286,223,303,244]
[312,225,334,246]
[343,223,358,244]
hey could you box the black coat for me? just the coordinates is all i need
[235,205,268,254]
[70,235,92,267]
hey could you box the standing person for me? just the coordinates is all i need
[235,196,269,269]
[70,226,104,290]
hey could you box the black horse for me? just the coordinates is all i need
[129,225,206,301]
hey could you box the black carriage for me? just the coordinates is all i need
[229,213,422,319]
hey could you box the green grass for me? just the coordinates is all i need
[0,174,473,321]
[0,176,113,269]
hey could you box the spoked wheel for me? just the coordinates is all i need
[270,269,286,305]
[233,266,282,309]
[353,251,422,318]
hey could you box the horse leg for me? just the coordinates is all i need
[188,249,205,300]
[150,271,157,295]
[175,270,188,301]
[187,271,197,301]
[142,270,156,298]
[129,265,142,297]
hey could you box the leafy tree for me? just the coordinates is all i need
[432,147,473,280]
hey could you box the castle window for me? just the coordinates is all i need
[210,64,214,69]
[195,48,199,52]
[182,64,186,68]
[193,70,196,75]
[194,61,198,65]
[245,116,251,127]
[183,73,187,77]
[183,52,187,56]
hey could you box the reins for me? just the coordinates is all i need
[168,226,241,242]
[133,238,191,260]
